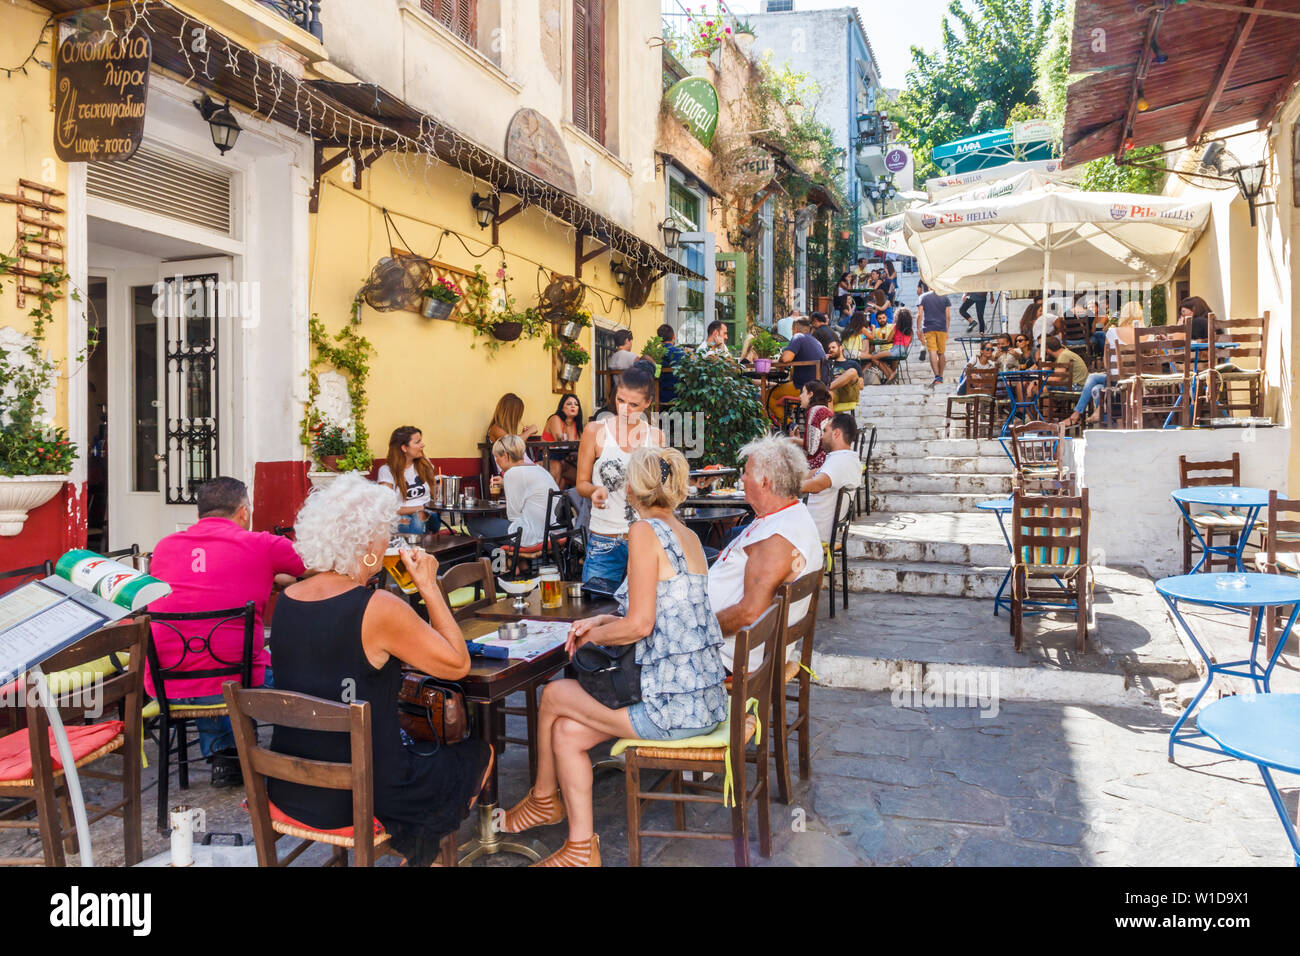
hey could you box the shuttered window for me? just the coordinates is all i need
[420,0,477,46]
[572,0,605,146]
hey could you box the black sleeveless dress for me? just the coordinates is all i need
[268,587,490,865]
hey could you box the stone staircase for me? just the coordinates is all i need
[809,315,1196,705]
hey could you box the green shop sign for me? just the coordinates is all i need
[667,77,719,147]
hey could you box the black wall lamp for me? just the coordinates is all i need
[659,217,682,250]
[471,192,496,229]
[194,95,241,155]
[1230,162,1268,226]
[609,254,631,286]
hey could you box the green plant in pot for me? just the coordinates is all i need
[301,314,375,484]
[311,423,351,471]
[748,327,783,372]
[421,276,463,320]
[671,350,767,470]
[557,308,592,342]
[641,335,667,376]
[558,342,590,383]
[463,266,550,351]
[733,17,756,54]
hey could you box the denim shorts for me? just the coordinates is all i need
[627,701,719,741]
[582,532,629,584]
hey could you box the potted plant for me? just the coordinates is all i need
[733,18,756,55]
[749,327,783,373]
[311,423,351,472]
[463,266,550,352]
[641,335,667,377]
[558,342,590,383]
[670,350,767,470]
[0,260,79,536]
[558,308,592,342]
[421,276,463,320]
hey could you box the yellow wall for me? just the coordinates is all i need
[308,155,663,463]
[0,3,71,428]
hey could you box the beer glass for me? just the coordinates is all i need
[539,566,563,609]
[383,546,417,594]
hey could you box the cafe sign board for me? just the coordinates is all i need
[54,29,150,163]
[666,77,719,148]
[505,108,576,195]
[1012,119,1057,146]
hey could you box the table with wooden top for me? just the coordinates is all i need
[472,586,620,622]
[455,617,571,865]
[678,505,750,548]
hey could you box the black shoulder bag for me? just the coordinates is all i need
[571,644,641,709]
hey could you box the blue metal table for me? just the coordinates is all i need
[956,334,1001,363]
[1170,485,1266,573]
[1198,693,1300,866]
[1156,572,1300,759]
[977,497,1014,615]
[997,369,1054,436]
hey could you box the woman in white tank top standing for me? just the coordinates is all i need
[575,360,663,584]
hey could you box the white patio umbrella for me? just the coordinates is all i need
[902,183,1211,359]
[925,159,1081,201]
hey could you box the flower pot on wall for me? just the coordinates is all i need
[319,455,343,473]
[491,321,523,341]
[559,363,585,383]
[689,51,711,75]
[422,297,455,320]
[735,32,755,55]
[753,358,772,373]
[558,319,584,341]
[0,475,68,536]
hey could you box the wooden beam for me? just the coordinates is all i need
[574,228,611,279]
[1115,10,1162,162]
[1187,0,1265,145]
[490,195,526,247]
[309,144,352,213]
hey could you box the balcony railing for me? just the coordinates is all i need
[258,0,323,41]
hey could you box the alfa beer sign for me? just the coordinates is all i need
[54,29,150,163]
[666,77,719,147]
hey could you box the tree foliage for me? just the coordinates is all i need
[670,353,768,470]
[893,0,1060,182]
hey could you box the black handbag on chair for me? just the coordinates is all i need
[571,643,641,709]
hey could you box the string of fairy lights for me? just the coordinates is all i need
[41,0,685,282]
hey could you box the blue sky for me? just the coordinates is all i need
[722,0,956,89]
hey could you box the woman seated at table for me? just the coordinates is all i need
[493,434,559,549]
[376,425,438,535]
[499,447,727,867]
[542,394,584,488]
[1179,295,1213,341]
[487,392,538,445]
[269,474,492,866]
[862,308,913,385]
[832,272,854,316]
[840,313,870,360]
[575,361,664,584]
[800,381,834,471]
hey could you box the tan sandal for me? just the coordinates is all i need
[532,833,601,867]
[500,788,565,834]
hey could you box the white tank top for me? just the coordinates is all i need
[589,419,658,536]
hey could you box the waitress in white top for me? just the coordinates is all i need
[707,433,824,673]
[492,434,559,548]
[575,360,663,584]
[376,425,438,535]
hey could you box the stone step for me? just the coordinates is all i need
[844,558,1004,598]
[870,491,1003,513]
[874,437,1008,459]
[860,383,959,397]
[870,472,1013,495]
[846,511,1009,567]
[857,392,948,409]
[871,455,1014,475]
[859,409,954,424]
[861,426,955,443]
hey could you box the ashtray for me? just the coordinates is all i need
[1215,575,1248,590]
[567,583,583,599]
[498,621,529,641]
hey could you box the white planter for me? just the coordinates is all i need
[689,53,711,76]
[307,470,340,492]
[0,475,68,536]
[735,32,755,56]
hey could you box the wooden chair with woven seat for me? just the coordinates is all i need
[622,599,781,867]
[144,601,256,831]
[1178,454,1248,574]
[1130,323,1192,428]
[854,425,877,516]
[1008,420,1071,495]
[0,618,147,866]
[1100,339,1138,427]
[1253,491,1300,657]
[438,557,500,621]
[1010,489,1092,653]
[763,572,822,805]
[1198,313,1269,421]
[946,366,998,438]
[824,486,855,619]
[221,685,445,866]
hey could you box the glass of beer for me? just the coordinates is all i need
[539,566,563,609]
[383,546,417,594]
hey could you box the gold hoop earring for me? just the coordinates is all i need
[362,553,379,568]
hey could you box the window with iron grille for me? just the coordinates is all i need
[593,326,617,412]
[572,0,606,145]
[161,274,220,505]
[421,0,477,45]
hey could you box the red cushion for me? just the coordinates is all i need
[0,721,125,781]
[257,798,385,838]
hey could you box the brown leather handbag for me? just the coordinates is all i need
[398,672,469,753]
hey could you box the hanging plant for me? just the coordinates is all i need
[421,276,462,319]
[557,342,590,383]
[557,308,592,342]
[462,265,550,352]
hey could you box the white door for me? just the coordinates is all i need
[667,231,716,348]
[108,257,232,550]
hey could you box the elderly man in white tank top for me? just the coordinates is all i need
[708,433,824,673]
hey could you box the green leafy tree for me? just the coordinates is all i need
[670,352,768,470]
[893,0,1060,182]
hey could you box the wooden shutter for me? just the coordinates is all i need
[421,0,476,45]
[572,0,589,136]
[587,0,605,146]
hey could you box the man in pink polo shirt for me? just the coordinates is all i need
[147,476,305,786]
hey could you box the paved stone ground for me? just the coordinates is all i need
[5,683,1294,867]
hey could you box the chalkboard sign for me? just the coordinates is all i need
[54,29,150,163]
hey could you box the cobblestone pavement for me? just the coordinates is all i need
[4,684,1292,867]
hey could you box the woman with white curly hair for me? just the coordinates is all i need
[267,473,492,866]
[707,432,824,673]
